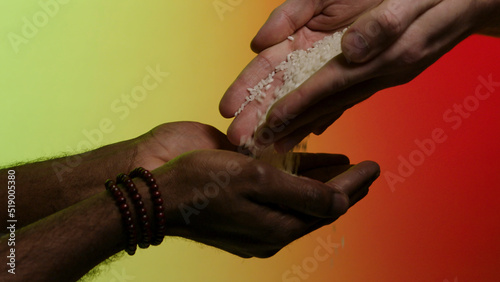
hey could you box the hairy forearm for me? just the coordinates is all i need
[0,170,164,281]
[0,139,138,228]
[0,190,124,281]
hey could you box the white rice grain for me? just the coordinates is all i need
[235,28,347,172]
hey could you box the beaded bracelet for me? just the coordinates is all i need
[130,167,166,246]
[116,173,152,249]
[105,179,137,255]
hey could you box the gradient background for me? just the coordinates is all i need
[1,1,500,281]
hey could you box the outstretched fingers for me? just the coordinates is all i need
[249,160,380,219]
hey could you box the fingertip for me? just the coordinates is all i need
[326,160,380,197]
[337,154,350,165]
[356,160,381,181]
[250,37,265,54]
[219,86,239,118]
[219,101,234,118]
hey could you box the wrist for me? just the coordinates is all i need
[102,167,170,255]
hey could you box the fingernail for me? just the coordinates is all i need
[343,31,369,62]
[333,193,349,215]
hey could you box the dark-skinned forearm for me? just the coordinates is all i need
[0,177,160,282]
[0,191,124,281]
[0,139,138,228]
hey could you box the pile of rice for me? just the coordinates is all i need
[236,29,347,172]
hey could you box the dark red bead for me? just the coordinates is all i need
[141,214,149,222]
[113,190,122,198]
[136,200,144,208]
[154,198,163,205]
[155,205,164,212]
[152,190,161,199]
[139,207,147,215]
[119,203,129,211]
[132,193,141,201]
[105,175,140,256]
[157,219,166,226]
[129,187,138,194]
[156,212,165,219]
[124,217,133,225]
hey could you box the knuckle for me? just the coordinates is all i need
[279,7,297,34]
[248,162,272,186]
[303,185,328,211]
[399,45,423,65]
[299,182,336,216]
[376,9,403,36]
[327,179,345,193]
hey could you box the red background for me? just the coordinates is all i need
[307,35,500,281]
